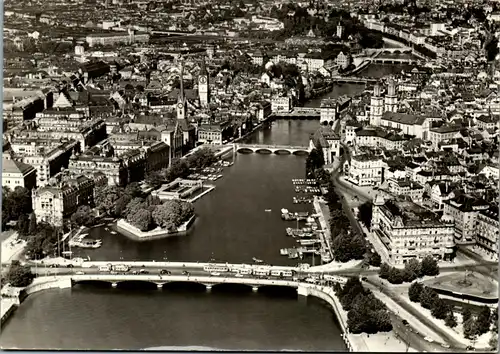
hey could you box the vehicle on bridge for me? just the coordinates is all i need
[99,264,112,272]
[113,264,130,272]
[203,264,230,273]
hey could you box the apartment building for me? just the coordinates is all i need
[442,194,490,244]
[346,154,385,186]
[474,204,499,260]
[371,195,455,265]
[387,178,424,204]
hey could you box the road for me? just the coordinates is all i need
[364,276,466,350]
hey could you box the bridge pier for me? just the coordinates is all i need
[206,285,212,292]
[252,286,259,293]
[157,283,163,290]
[111,282,118,288]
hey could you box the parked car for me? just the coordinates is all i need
[75,271,85,275]
[402,320,408,326]
[160,269,171,275]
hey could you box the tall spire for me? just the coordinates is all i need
[179,57,185,102]
[200,57,207,76]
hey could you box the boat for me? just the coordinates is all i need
[280,248,289,256]
[265,209,272,212]
[252,257,264,263]
[110,231,117,235]
[288,249,299,259]
[286,227,294,236]
[104,227,109,231]
[217,174,223,179]
[299,239,320,246]
[93,223,105,228]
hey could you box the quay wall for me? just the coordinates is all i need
[1,277,72,326]
[116,215,195,241]
[297,284,361,352]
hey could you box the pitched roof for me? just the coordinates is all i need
[2,158,34,175]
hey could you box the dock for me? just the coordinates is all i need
[292,179,317,186]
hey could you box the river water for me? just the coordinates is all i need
[0,64,408,351]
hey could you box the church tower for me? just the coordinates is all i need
[337,22,344,39]
[177,60,187,120]
[198,57,209,107]
[384,79,398,113]
[370,83,384,126]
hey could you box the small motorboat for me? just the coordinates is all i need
[265,209,272,212]
[252,257,263,263]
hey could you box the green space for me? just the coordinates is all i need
[423,272,498,300]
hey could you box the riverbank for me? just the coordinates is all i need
[300,284,410,352]
[1,277,72,326]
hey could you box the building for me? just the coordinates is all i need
[32,175,95,226]
[428,124,462,148]
[387,178,424,204]
[384,79,398,113]
[369,84,384,126]
[371,195,455,265]
[309,126,340,165]
[474,204,499,260]
[85,30,149,48]
[320,98,337,125]
[442,194,490,244]
[346,154,384,186]
[198,58,210,107]
[2,156,37,190]
[271,96,291,113]
[198,123,232,145]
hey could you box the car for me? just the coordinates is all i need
[132,270,138,275]
[424,337,434,343]
[75,271,85,275]
[402,319,408,326]
[182,271,190,276]
[66,264,74,268]
[139,269,149,274]
[466,346,474,351]
[160,269,171,275]
[235,273,244,278]
[210,272,221,276]
[441,344,450,349]
[361,276,368,281]
[110,271,118,275]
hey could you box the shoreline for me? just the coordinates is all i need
[116,214,196,241]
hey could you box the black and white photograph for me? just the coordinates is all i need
[0,0,499,351]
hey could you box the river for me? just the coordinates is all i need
[0,64,406,351]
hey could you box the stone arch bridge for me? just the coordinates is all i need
[235,144,310,155]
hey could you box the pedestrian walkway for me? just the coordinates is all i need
[1,233,26,264]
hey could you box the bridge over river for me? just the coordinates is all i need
[235,143,310,154]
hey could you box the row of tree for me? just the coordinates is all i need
[379,257,440,284]
[145,148,218,189]
[335,277,392,334]
[306,149,370,263]
[409,282,495,341]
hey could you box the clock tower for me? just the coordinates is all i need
[177,60,187,120]
[198,57,209,107]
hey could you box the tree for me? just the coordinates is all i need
[17,214,30,236]
[332,231,366,263]
[491,307,498,332]
[420,255,439,276]
[306,148,325,176]
[358,201,373,228]
[462,308,473,323]
[145,170,165,189]
[431,298,451,320]
[95,185,123,215]
[419,286,438,309]
[379,263,390,279]
[5,260,35,287]
[186,147,218,169]
[445,311,458,328]
[387,267,404,284]
[488,333,498,351]
[70,205,96,227]
[404,259,422,282]
[368,252,381,267]
[28,213,38,235]
[124,182,144,199]
[463,316,479,340]
[165,159,190,182]
[476,306,492,335]
[339,277,366,310]
[127,208,152,231]
[124,197,146,217]
[408,282,424,303]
